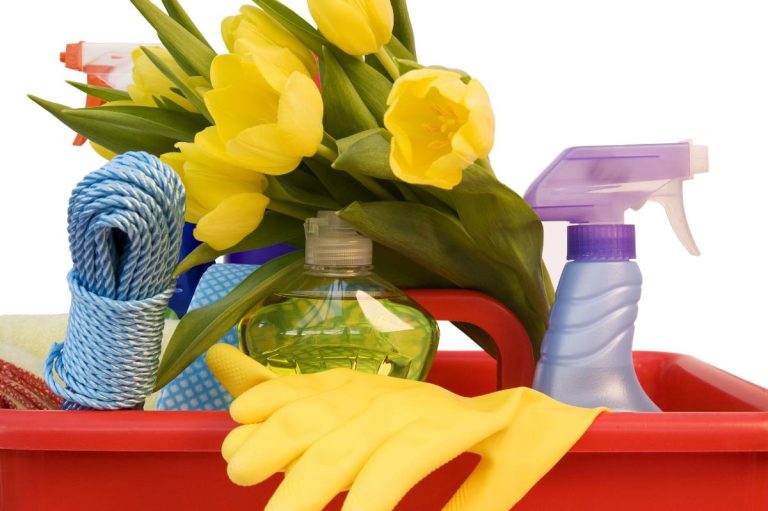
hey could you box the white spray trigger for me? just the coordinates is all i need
[650,180,699,255]
[648,143,708,256]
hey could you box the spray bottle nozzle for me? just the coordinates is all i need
[524,141,708,255]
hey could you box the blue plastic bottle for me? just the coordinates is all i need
[525,142,708,411]
[534,225,659,410]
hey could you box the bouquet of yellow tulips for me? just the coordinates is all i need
[31,0,553,388]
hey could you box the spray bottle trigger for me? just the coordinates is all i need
[649,180,700,256]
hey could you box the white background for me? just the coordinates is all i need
[1,1,766,387]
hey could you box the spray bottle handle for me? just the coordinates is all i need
[648,180,700,256]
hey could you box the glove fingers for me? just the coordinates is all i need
[342,415,502,511]
[222,423,260,463]
[230,368,358,424]
[227,376,413,487]
[227,389,369,486]
[266,407,412,511]
[206,344,275,397]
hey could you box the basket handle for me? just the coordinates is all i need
[405,289,534,389]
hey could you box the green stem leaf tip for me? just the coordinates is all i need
[130,0,216,80]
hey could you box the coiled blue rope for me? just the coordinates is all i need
[44,152,185,410]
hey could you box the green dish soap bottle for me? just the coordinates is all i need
[238,211,439,380]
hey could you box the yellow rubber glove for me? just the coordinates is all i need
[207,344,606,511]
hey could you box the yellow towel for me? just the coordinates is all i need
[0,314,179,409]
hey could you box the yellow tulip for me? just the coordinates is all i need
[307,0,393,56]
[384,68,495,190]
[161,127,271,249]
[127,47,196,111]
[204,53,323,175]
[222,5,317,77]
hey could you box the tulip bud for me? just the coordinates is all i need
[127,47,196,111]
[222,5,317,77]
[307,0,393,56]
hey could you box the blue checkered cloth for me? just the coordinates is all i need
[156,264,258,410]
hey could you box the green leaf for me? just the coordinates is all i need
[391,0,417,57]
[333,49,392,123]
[251,0,326,54]
[393,58,422,76]
[174,212,304,276]
[161,0,214,50]
[321,47,379,138]
[29,95,180,156]
[156,250,305,390]
[130,0,216,80]
[62,105,198,142]
[386,35,416,61]
[65,81,130,102]
[303,159,378,205]
[338,201,546,353]
[266,173,341,211]
[364,54,389,78]
[373,243,452,289]
[411,186,456,214]
[93,104,209,140]
[451,164,552,352]
[333,129,396,180]
[141,46,213,123]
[153,95,188,111]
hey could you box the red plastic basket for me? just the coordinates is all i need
[1,290,767,510]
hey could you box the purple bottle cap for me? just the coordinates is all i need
[567,224,636,261]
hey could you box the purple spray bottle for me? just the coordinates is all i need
[525,141,708,411]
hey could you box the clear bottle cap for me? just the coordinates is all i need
[305,211,372,267]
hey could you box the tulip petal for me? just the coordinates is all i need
[160,151,187,179]
[239,5,317,76]
[308,0,379,55]
[159,152,209,223]
[452,80,495,159]
[227,124,303,175]
[387,68,460,105]
[221,15,241,53]
[206,54,278,139]
[179,128,269,182]
[364,0,394,47]
[277,73,324,156]
[90,141,118,161]
[185,195,209,224]
[390,137,466,190]
[194,192,270,250]
[185,161,267,211]
[236,43,310,82]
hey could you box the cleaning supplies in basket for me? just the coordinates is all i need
[525,141,707,411]
[44,152,184,410]
[207,343,606,511]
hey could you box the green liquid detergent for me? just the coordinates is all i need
[238,212,439,380]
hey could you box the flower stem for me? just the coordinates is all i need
[374,46,401,80]
[316,143,338,162]
[394,182,422,203]
[267,199,315,220]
